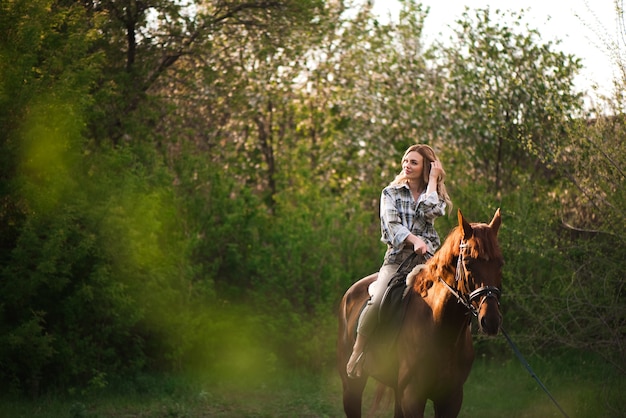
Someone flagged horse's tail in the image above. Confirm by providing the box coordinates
[339,288,357,342]
[369,382,392,415]
[338,292,351,340]
[336,292,354,374]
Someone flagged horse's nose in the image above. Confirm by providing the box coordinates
[479,309,502,336]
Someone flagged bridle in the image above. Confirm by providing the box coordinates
[438,241,501,317]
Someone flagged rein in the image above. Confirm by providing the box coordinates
[438,241,570,418]
[438,240,501,317]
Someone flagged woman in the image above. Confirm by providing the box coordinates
[346,144,452,378]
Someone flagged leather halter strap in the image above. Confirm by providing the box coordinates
[439,240,501,317]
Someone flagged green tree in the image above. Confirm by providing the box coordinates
[433,8,583,195]
[505,1,626,372]
[0,0,105,395]
[1,0,211,395]
[81,0,324,144]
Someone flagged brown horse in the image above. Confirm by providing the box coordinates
[337,209,503,418]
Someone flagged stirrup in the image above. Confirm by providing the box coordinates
[346,351,365,379]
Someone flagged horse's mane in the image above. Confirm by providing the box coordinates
[412,222,502,296]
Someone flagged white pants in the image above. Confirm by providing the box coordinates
[357,248,416,336]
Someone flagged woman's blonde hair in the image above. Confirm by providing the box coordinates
[390,144,453,213]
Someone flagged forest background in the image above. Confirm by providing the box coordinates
[0,0,624,415]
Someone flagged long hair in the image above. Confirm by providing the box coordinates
[390,144,453,213]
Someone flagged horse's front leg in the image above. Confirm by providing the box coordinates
[399,384,426,418]
[432,387,463,418]
[341,375,368,418]
[393,390,403,418]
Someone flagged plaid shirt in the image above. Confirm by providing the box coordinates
[380,183,446,258]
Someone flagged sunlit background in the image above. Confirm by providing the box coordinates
[372,0,617,98]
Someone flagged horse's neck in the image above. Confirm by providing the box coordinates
[427,274,470,326]
[418,281,470,352]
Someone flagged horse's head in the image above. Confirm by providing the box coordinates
[456,209,503,336]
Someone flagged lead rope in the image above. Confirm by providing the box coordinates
[500,327,570,418]
[441,287,570,417]
[446,242,569,417]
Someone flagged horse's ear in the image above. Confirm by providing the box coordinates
[489,208,502,235]
[458,209,473,240]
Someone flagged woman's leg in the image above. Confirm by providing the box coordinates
[346,263,399,378]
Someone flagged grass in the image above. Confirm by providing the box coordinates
[0,350,623,417]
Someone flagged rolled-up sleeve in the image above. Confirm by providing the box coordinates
[380,188,410,249]
[417,191,446,222]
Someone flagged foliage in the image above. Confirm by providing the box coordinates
[431,7,583,196]
[0,351,623,417]
[0,0,624,401]
[507,112,626,372]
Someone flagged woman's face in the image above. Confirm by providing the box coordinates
[402,151,425,181]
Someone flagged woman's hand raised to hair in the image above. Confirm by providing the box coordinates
[429,160,445,183]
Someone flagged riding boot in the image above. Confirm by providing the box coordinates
[346,332,368,378]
